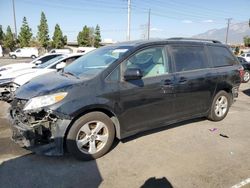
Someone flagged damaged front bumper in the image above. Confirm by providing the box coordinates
[9,99,71,156]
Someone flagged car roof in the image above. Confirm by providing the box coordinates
[110,38,224,48]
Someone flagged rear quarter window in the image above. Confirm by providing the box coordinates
[208,46,237,67]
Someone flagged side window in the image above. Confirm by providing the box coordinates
[106,66,120,82]
[39,55,56,63]
[170,45,208,72]
[247,54,250,57]
[65,56,80,65]
[122,47,168,79]
[16,49,21,53]
[208,46,236,67]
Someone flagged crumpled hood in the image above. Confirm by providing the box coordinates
[14,69,56,86]
[0,63,35,77]
[15,71,82,99]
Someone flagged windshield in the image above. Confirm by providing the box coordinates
[36,55,65,68]
[63,46,131,78]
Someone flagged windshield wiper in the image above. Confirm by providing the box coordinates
[62,71,79,79]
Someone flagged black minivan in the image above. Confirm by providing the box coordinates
[9,38,242,160]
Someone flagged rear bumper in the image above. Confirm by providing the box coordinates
[9,107,71,156]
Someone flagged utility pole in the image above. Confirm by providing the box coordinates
[12,0,17,39]
[147,9,151,40]
[127,0,131,41]
[225,18,232,44]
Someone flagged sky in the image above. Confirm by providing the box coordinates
[0,0,249,42]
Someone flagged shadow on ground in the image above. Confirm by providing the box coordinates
[242,88,250,96]
[140,177,173,188]
[0,154,102,188]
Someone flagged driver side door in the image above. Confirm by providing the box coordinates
[117,46,176,133]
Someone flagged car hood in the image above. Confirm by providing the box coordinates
[14,69,55,86]
[15,71,83,99]
[0,67,38,79]
[0,63,34,76]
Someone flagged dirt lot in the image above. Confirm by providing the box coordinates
[0,58,249,188]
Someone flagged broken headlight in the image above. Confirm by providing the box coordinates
[23,92,67,111]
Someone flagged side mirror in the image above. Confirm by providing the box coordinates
[124,68,143,81]
[56,62,66,70]
[35,60,42,65]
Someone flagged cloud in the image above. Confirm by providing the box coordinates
[182,20,193,24]
[202,19,214,23]
[150,27,163,31]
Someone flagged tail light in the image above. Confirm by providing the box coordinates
[238,66,244,80]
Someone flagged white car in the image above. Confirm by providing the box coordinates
[0,53,62,77]
[241,53,250,62]
[9,48,39,59]
[0,45,3,57]
[0,53,83,102]
[49,49,72,54]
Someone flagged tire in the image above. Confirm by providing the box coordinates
[208,91,230,121]
[11,55,17,59]
[243,70,250,83]
[66,112,115,161]
[31,55,36,59]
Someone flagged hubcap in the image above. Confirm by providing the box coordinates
[76,121,109,154]
[214,96,228,117]
[244,72,250,82]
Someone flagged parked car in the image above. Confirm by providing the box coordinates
[0,53,63,77]
[49,49,72,54]
[9,38,242,161]
[0,53,83,101]
[9,48,39,59]
[237,56,250,82]
[77,47,96,53]
[240,52,250,62]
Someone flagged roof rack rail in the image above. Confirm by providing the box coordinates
[167,37,222,44]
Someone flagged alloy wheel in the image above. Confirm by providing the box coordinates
[76,121,109,154]
[214,96,228,118]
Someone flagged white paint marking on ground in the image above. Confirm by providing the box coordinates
[231,178,250,188]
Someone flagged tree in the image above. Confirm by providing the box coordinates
[3,26,15,50]
[52,24,67,48]
[77,25,91,46]
[94,24,101,48]
[18,17,32,47]
[243,36,250,47]
[37,11,50,48]
[0,25,5,44]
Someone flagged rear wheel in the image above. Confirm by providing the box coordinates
[208,91,230,121]
[31,55,36,59]
[243,70,250,83]
[66,112,115,161]
[11,55,16,59]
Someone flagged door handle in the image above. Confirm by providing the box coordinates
[179,77,187,83]
[161,79,173,86]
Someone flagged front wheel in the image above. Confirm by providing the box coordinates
[208,91,230,121]
[243,70,250,83]
[66,112,115,161]
[31,55,36,59]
